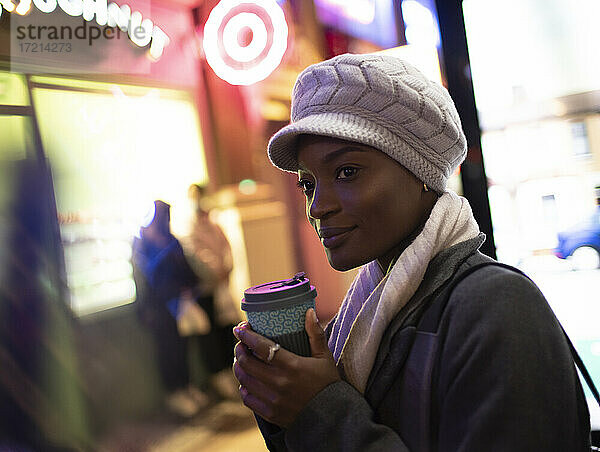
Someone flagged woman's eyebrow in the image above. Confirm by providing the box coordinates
[297,145,369,170]
[321,146,369,164]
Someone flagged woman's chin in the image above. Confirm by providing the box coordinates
[326,251,364,272]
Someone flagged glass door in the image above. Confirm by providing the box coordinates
[463,0,600,427]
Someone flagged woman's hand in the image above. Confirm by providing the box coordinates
[232,309,340,428]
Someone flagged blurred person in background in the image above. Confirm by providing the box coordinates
[1,161,90,450]
[182,184,241,400]
[132,200,208,417]
[232,54,591,451]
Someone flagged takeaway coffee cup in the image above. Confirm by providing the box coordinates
[241,272,317,357]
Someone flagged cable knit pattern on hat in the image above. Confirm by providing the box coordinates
[267,53,468,193]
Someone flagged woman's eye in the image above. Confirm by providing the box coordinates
[336,167,358,179]
[296,179,314,194]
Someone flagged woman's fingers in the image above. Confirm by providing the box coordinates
[234,323,269,359]
[305,308,330,359]
[238,386,276,423]
[234,342,288,420]
[234,340,293,387]
[232,321,248,340]
[231,320,341,428]
[234,353,278,401]
[234,323,292,366]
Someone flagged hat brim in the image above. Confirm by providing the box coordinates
[267,112,450,194]
[268,112,397,171]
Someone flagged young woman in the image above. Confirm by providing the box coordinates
[232,54,591,451]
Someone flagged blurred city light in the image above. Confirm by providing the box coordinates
[0,0,16,13]
[33,0,58,13]
[260,99,288,121]
[83,0,108,25]
[314,0,397,48]
[401,0,440,47]
[376,43,442,84]
[57,0,83,16]
[106,2,130,30]
[15,0,32,15]
[203,0,288,85]
[129,11,153,47]
[238,179,257,195]
[317,0,375,25]
[222,12,268,63]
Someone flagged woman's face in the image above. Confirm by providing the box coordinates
[296,135,436,271]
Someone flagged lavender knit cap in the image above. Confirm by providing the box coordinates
[267,53,467,193]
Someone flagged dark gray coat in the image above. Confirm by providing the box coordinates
[257,236,591,451]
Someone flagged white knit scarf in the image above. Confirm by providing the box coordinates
[328,191,480,393]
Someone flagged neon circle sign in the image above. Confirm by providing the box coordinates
[203,0,288,85]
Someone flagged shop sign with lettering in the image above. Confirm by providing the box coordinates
[1,0,170,60]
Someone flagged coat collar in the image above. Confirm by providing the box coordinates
[364,233,486,396]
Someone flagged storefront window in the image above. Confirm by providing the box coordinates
[463,0,600,423]
[30,77,208,316]
[0,72,33,161]
[0,115,32,161]
[0,71,29,106]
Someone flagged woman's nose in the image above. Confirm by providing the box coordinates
[308,185,339,220]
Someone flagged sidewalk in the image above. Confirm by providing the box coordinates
[98,400,268,452]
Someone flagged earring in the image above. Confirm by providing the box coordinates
[423,183,429,192]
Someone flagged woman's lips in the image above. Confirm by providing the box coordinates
[319,227,356,249]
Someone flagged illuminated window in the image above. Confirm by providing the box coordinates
[31,77,208,316]
[0,72,33,161]
[0,71,30,106]
[571,121,591,158]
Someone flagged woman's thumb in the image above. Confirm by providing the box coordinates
[305,308,329,358]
